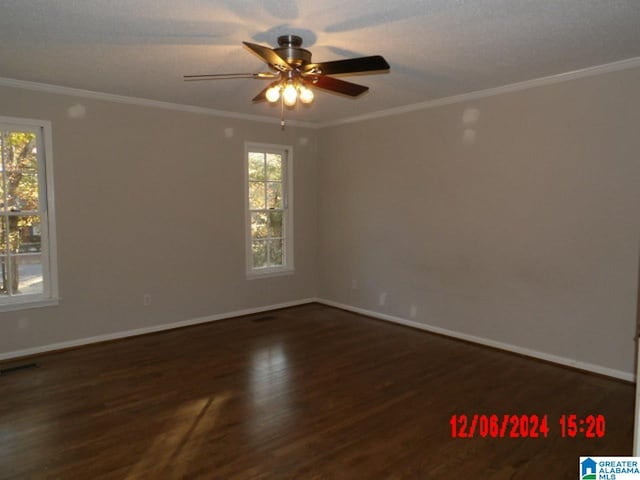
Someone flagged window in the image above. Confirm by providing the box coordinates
[245,143,293,277]
[0,117,58,310]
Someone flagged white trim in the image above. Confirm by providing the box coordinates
[0,298,317,362]
[316,298,635,382]
[41,120,59,300]
[318,56,640,128]
[246,268,295,280]
[0,116,59,307]
[1,296,633,383]
[0,297,58,313]
[244,142,294,278]
[0,77,317,129]
[2,57,640,130]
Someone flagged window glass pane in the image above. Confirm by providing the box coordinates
[268,211,283,238]
[269,239,283,266]
[14,254,43,296]
[0,133,5,212]
[8,215,41,253]
[0,173,5,212]
[0,216,6,253]
[6,172,39,212]
[1,255,17,295]
[0,215,42,296]
[251,212,268,239]
[0,132,8,173]
[0,123,54,303]
[266,154,282,181]
[252,240,267,268]
[248,152,265,181]
[0,256,7,295]
[266,182,282,209]
[3,132,37,173]
[246,146,290,275]
[249,182,266,209]
[1,131,39,213]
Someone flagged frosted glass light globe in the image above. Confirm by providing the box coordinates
[299,86,314,104]
[283,83,297,106]
[265,86,280,103]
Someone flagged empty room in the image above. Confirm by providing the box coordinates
[1,1,639,478]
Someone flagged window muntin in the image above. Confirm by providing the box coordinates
[0,118,57,309]
[245,144,293,276]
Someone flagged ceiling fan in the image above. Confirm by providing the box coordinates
[184,35,390,110]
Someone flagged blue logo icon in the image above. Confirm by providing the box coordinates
[581,457,596,479]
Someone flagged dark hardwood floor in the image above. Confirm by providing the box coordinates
[0,304,634,479]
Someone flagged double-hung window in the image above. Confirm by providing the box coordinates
[245,143,293,277]
[0,117,58,310]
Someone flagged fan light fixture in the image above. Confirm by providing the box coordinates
[265,81,315,106]
[184,34,389,129]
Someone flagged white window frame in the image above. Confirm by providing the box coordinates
[0,116,59,311]
[244,142,294,278]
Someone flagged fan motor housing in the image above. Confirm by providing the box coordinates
[275,35,311,67]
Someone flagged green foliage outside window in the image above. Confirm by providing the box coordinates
[0,130,42,295]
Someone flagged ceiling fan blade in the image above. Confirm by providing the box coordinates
[184,72,278,81]
[252,81,280,102]
[303,55,389,75]
[306,76,369,97]
[242,41,292,72]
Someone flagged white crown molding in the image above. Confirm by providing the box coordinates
[316,298,635,382]
[0,77,317,129]
[319,56,640,128]
[2,56,639,130]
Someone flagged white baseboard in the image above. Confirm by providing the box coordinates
[0,298,318,362]
[316,298,635,382]
[3,297,633,382]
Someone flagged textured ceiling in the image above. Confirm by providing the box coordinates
[1,0,640,124]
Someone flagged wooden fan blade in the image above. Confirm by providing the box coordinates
[252,81,280,102]
[303,55,389,75]
[306,76,369,97]
[243,42,292,72]
[184,72,277,81]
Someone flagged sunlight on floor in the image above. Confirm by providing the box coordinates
[246,342,294,443]
[125,393,230,479]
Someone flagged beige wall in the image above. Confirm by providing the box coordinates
[0,86,318,355]
[2,66,639,376]
[318,67,640,374]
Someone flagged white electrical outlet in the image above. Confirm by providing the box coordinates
[351,279,358,290]
[143,294,152,306]
[410,305,417,318]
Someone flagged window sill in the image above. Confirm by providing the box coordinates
[0,297,59,313]
[247,267,295,280]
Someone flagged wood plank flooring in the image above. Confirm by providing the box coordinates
[0,304,634,479]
